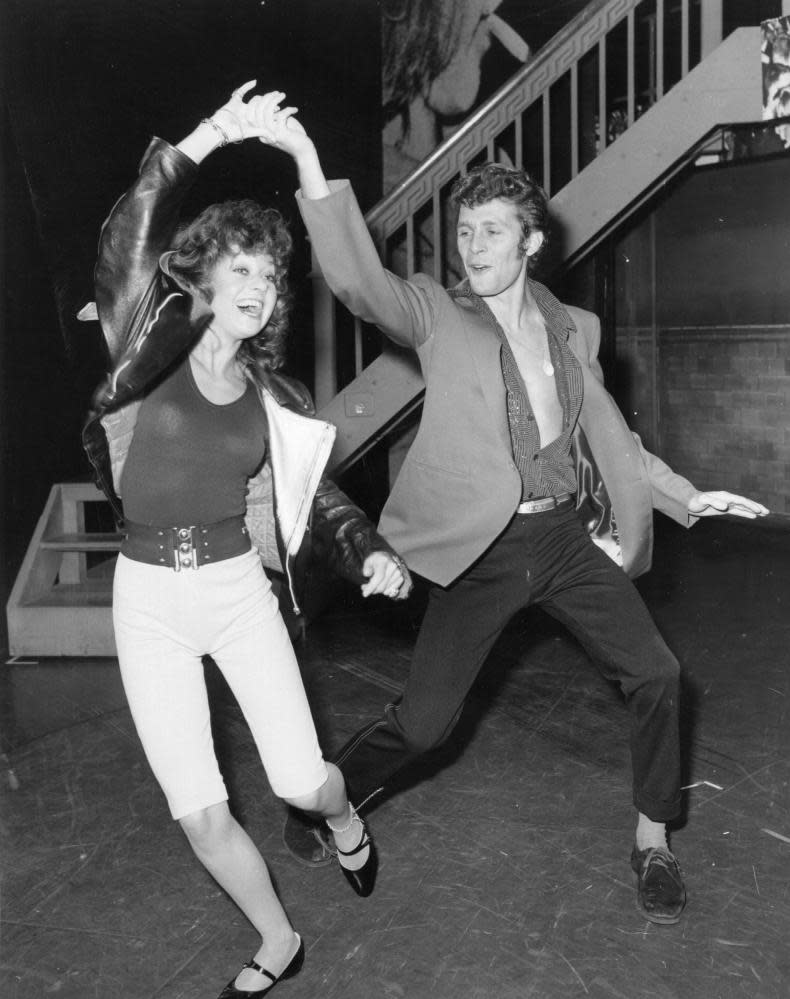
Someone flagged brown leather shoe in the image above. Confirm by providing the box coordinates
[282,807,336,867]
[630,845,687,924]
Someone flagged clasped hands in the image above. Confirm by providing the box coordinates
[360,552,413,601]
[209,80,308,151]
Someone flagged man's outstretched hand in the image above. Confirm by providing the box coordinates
[688,491,770,519]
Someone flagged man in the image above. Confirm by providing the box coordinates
[256,93,768,924]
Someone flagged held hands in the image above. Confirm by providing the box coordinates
[206,81,291,144]
[687,491,770,519]
[207,81,313,156]
[197,81,328,197]
[360,553,413,601]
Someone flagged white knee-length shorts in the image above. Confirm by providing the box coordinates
[113,549,328,820]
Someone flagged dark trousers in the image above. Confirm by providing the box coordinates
[335,504,681,822]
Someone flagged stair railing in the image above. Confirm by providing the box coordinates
[311,0,722,409]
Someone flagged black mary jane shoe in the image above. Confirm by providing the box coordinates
[335,817,378,898]
[217,935,304,999]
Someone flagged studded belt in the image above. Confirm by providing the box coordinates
[516,493,574,515]
[121,515,251,571]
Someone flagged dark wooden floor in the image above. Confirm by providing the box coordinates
[2,515,789,999]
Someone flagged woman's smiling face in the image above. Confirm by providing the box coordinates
[208,249,279,340]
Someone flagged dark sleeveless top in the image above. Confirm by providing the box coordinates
[121,358,268,525]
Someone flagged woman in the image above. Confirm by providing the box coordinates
[82,82,411,998]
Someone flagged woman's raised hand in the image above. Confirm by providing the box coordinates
[180,83,314,168]
[208,81,291,144]
[200,82,327,196]
[209,82,314,157]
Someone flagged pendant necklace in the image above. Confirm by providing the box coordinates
[539,339,554,377]
[521,331,554,377]
[502,316,554,376]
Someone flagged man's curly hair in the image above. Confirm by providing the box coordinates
[163,199,293,371]
[451,164,549,264]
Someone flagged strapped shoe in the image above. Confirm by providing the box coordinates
[630,845,687,924]
[335,816,378,898]
[217,935,305,998]
[282,807,336,867]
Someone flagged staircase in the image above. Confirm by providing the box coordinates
[5,484,297,658]
[6,0,767,656]
[6,483,120,656]
[311,1,763,474]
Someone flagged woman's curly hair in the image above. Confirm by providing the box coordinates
[450,164,549,266]
[162,199,293,371]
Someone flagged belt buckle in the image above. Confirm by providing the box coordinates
[173,526,198,572]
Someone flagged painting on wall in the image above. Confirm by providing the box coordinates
[761,15,790,149]
[380,0,531,191]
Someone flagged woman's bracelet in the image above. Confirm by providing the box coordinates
[201,116,233,147]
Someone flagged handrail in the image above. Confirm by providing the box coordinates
[367,0,645,236]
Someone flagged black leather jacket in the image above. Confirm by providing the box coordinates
[82,137,408,612]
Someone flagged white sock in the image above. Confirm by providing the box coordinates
[635,813,668,852]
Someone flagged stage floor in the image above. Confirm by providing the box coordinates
[2,515,789,999]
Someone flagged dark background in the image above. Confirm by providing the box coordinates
[0,0,382,638]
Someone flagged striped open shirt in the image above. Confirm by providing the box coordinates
[463,279,584,501]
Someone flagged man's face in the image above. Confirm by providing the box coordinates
[456,198,539,298]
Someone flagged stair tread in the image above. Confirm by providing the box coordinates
[18,580,114,607]
[41,533,123,551]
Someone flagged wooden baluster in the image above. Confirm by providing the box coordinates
[542,91,551,195]
[627,8,636,128]
[681,0,689,78]
[598,35,607,154]
[514,112,523,171]
[311,246,337,409]
[656,0,665,100]
[701,0,722,59]
[432,189,442,284]
[570,61,579,179]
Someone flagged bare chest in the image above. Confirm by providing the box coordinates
[503,327,564,445]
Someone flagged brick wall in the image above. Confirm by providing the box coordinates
[610,156,790,516]
[616,326,790,513]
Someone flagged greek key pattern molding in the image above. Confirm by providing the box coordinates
[369,0,643,238]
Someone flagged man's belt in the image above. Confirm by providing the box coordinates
[516,493,574,515]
